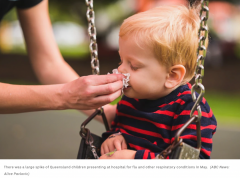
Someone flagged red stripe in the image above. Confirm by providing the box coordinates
[118,128,132,135]
[174,110,213,119]
[177,91,191,97]
[171,124,217,131]
[171,124,192,131]
[159,103,167,108]
[154,110,175,117]
[105,130,113,133]
[201,124,216,130]
[159,99,185,108]
[175,99,185,105]
[116,110,171,130]
[173,110,190,119]
[150,152,156,159]
[119,100,136,110]
[201,148,211,156]
[134,99,139,102]
[185,135,212,144]
[143,150,150,159]
[117,123,171,144]
[118,128,127,134]
[111,121,117,126]
[202,109,213,118]
[202,97,206,104]
[171,135,212,144]
[187,83,192,89]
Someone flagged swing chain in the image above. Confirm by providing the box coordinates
[89,141,99,159]
[80,127,99,159]
[86,0,100,75]
[156,139,183,159]
[190,0,209,119]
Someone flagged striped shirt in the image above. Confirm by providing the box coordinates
[102,83,217,159]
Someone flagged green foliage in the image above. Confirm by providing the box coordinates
[48,0,120,24]
[5,44,89,58]
[58,44,89,58]
[1,8,17,21]
[205,91,240,125]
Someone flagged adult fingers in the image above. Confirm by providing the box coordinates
[91,89,122,107]
[92,80,123,96]
[88,74,124,86]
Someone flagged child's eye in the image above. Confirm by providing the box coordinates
[130,65,138,71]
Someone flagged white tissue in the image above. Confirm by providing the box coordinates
[110,69,130,95]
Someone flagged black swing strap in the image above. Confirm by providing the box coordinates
[78,108,109,159]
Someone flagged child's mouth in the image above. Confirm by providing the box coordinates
[124,86,131,90]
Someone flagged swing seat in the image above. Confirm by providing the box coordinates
[77,108,109,159]
[170,142,200,159]
[77,133,102,159]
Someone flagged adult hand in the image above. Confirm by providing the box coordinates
[101,133,127,155]
[60,74,123,110]
[99,150,136,159]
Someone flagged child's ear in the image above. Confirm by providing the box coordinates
[165,65,186,89]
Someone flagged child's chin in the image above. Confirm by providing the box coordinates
[122,92,131,98]
[123,92,137,99]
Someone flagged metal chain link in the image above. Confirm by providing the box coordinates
[90,143,99,159]
[85,0,100,75]
[190,0,209,119]
[88,134,99,159]
[82,0,101,159]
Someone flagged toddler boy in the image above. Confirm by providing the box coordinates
[100,5,217,159]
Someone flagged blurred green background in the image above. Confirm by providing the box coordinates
[0,0,240,159]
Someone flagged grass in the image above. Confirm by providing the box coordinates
[204,91,240,126]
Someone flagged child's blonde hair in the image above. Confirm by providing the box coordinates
[119,5,207,83]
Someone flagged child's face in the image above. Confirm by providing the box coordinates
[118,36,169,100]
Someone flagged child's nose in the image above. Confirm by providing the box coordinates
[117,63,126,74]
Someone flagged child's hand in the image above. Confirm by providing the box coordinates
[101,132,127,155]
[99,149,136,159]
